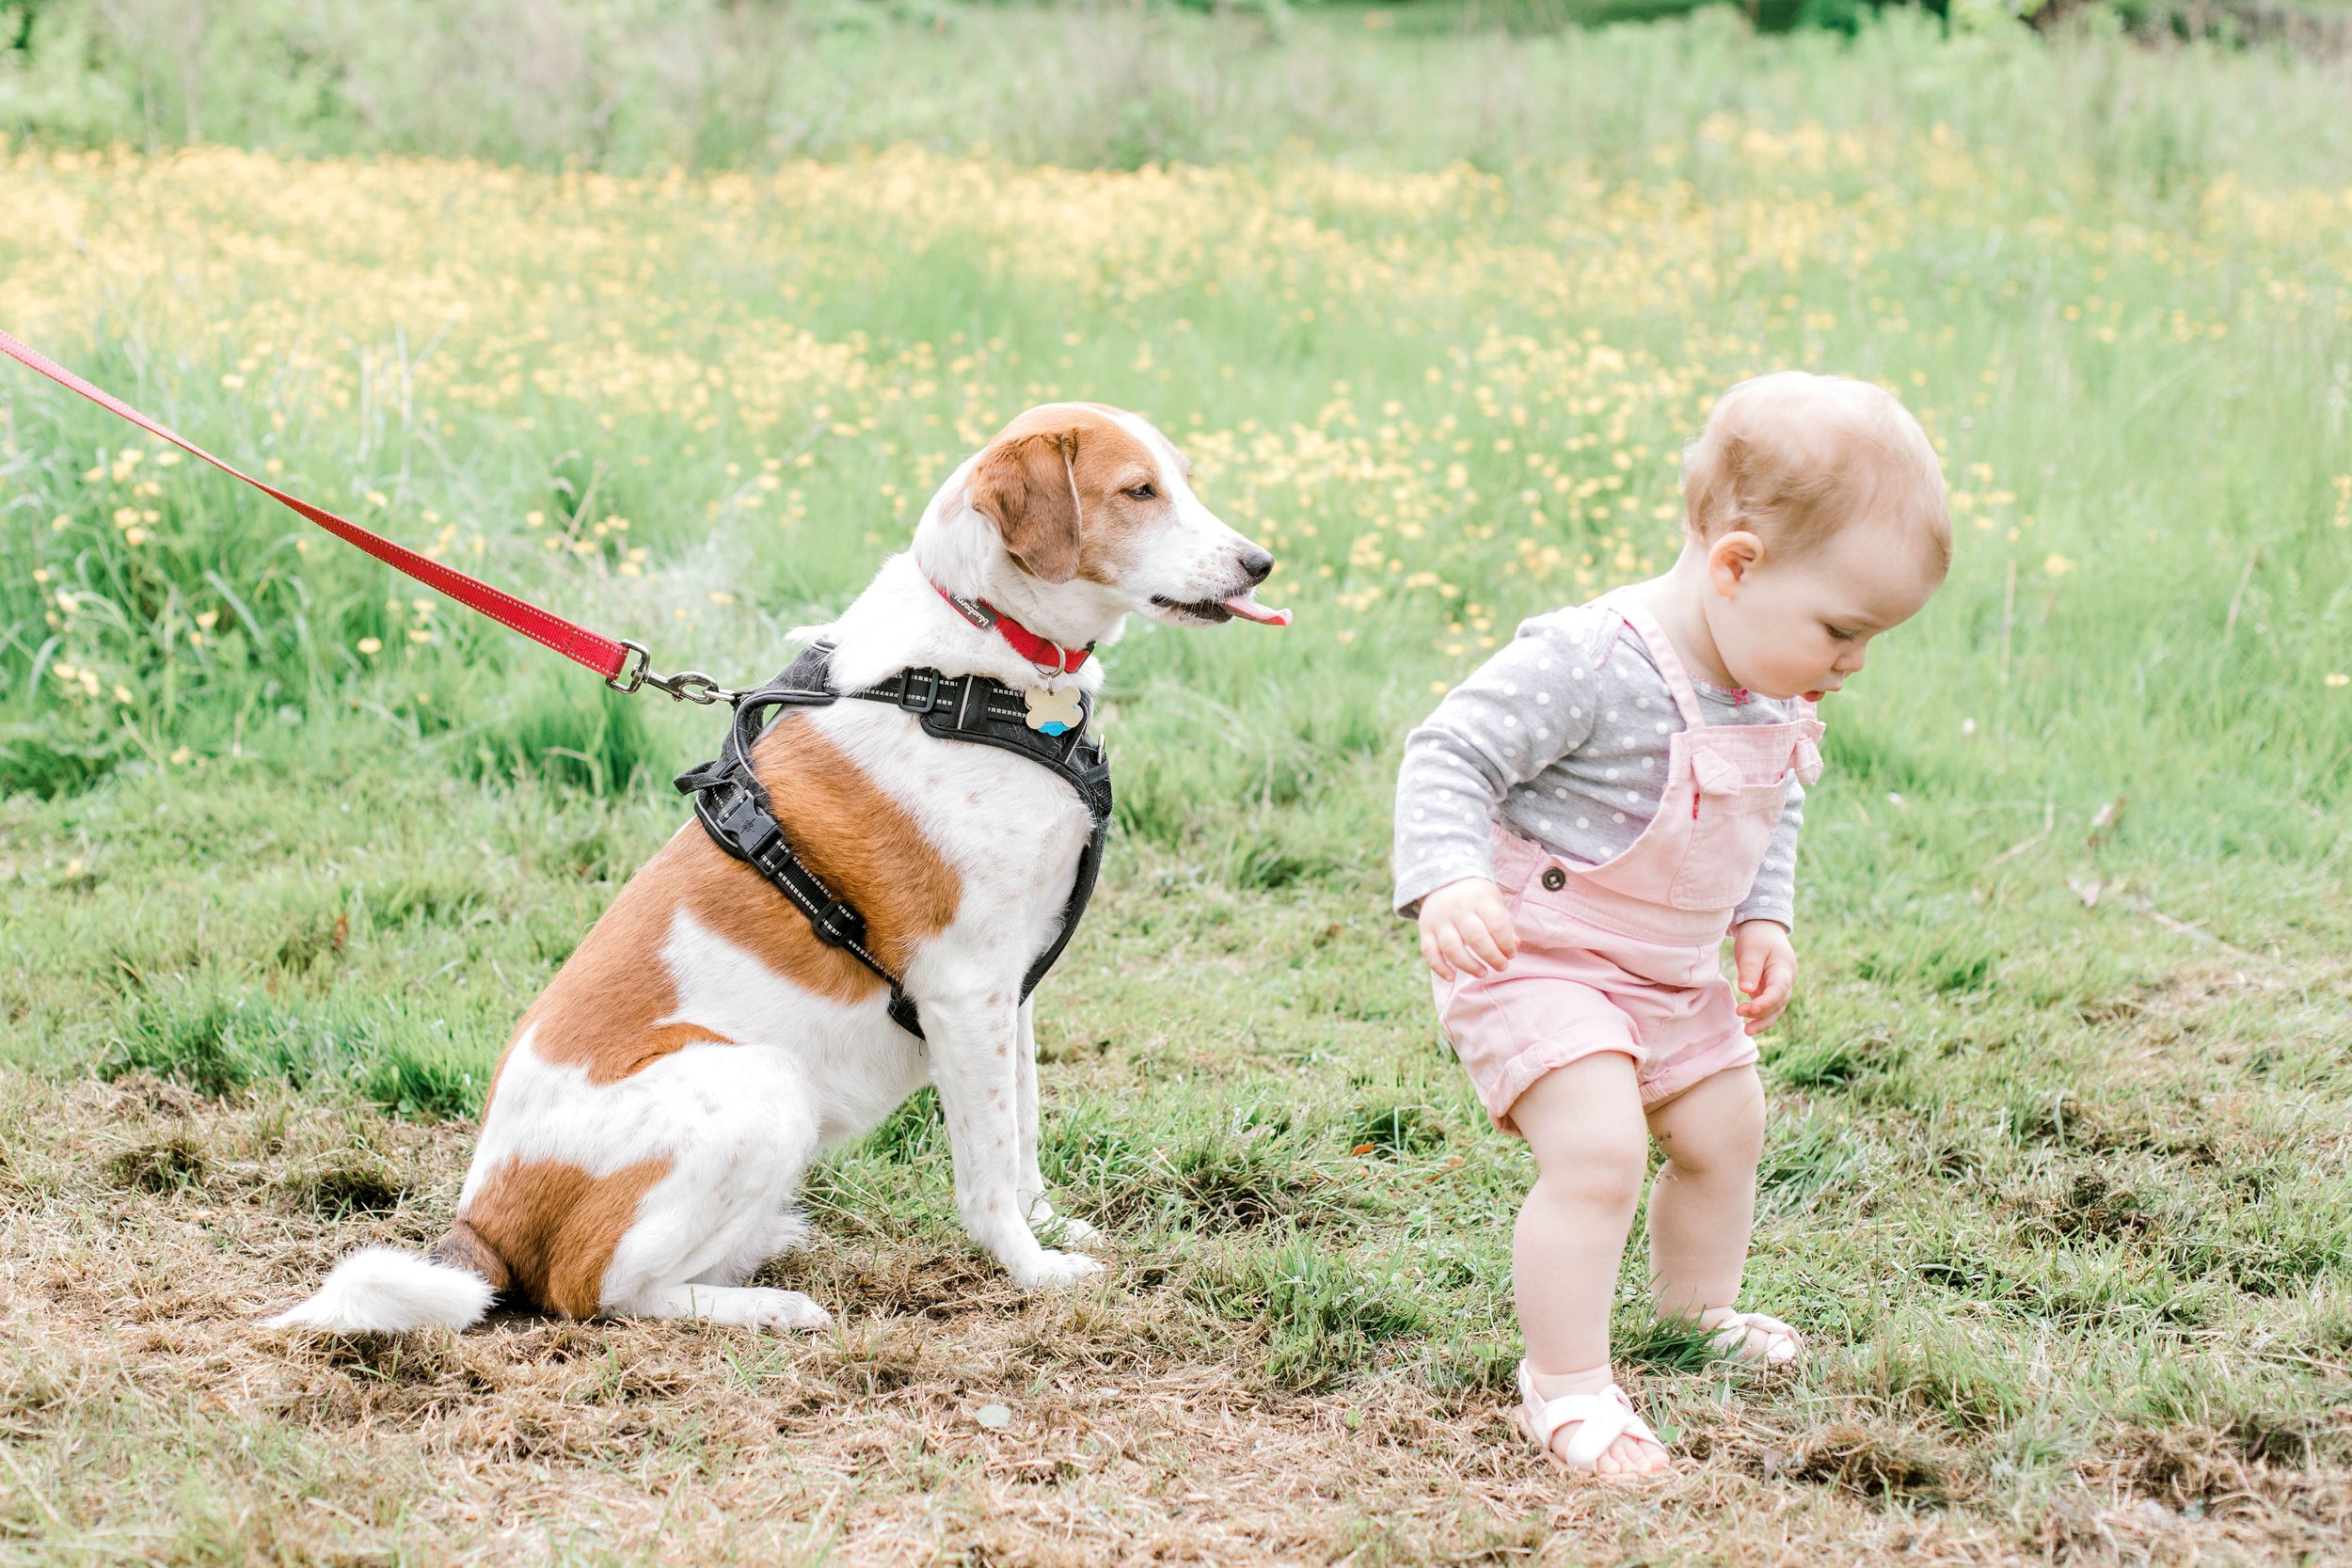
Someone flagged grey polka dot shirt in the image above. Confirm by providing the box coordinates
[1392,602,1807,929]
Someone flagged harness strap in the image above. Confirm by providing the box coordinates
[850,667,1114,819]
[674,641,1112,1041]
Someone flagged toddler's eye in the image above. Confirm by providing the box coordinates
[1824,624,1857,642]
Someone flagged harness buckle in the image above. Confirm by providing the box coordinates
[713,786,777,858]
[898,669,942,712]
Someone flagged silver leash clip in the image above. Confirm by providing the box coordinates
[606,639,740,705]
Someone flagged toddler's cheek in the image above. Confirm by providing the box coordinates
[1746,615,1831,687]
[1756,659,1824,704]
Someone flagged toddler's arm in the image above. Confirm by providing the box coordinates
[1393,614,1602,974]
[1728,745,1808,1031]
[1732,775,1805,932]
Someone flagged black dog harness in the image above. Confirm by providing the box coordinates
[673,641,1113,1041]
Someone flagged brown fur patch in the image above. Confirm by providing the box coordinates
[512,852,740,1086]
[456,1155,674,1318]
[458,714,961,1318]
[703,713,964,975]
[967,404,1167,587]
[504,717,960,1091]
[428,1218,514,1295]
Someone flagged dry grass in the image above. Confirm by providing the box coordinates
[3,1060,2344,1566]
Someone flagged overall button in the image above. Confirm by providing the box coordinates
[1540,866,1566,891]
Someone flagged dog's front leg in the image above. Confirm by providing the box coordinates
[1014,999,1102,1248]
[925,991,1103,1289]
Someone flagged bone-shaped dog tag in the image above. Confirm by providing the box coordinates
[1024,685,1085,736]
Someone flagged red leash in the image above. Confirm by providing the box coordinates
[0,328,720,701]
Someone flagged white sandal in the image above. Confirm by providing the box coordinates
[1514,1362,1665,1475]
[1702,1309,1803,1366]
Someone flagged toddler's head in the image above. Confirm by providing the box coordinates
[1677,371,1949,703]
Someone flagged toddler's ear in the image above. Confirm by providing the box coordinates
[1708,530,1766,595]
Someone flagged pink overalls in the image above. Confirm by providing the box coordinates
[1435,596,1825,1134]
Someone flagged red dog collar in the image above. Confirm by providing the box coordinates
[931,581,1091,674]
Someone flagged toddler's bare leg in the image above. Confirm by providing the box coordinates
[1645,1065,1769,1337]
[1510,1053,1670,1476]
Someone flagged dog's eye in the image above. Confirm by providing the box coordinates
[1124,483,1155,501]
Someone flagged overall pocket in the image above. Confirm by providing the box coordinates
[1665,750,1793,911]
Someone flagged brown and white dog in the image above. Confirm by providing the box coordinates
[268,404,1285,1334]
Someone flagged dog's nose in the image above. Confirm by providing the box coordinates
[1238,548,1274,585]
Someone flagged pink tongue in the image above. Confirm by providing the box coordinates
[1221,595,1292,626]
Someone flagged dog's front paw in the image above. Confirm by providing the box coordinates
[1009,1249,1104,1290]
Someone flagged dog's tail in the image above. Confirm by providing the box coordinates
[265,1224,507,1333]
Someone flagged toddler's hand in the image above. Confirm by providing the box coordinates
[1732,920,1797,1035]
[1418,878,1519,982]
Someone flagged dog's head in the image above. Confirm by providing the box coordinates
[945,403,1286,632]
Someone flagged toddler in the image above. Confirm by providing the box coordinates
[1392,372,1950,1477]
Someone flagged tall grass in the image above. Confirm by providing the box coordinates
[11,8,2342,903]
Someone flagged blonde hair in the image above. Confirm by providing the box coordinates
[1680,372,1951,574]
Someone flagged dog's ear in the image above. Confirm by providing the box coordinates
[966,429,1083,584]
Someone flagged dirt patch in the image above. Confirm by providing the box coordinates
[1788,1420,1969,1506]
[104,1131,210,1194]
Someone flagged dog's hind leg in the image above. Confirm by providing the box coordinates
[612,1282,833,1331]
[758,1207,815,1259]
[685,1207,814,1288]
[603,1189,832,1330]
[1013,999,1101,1248]
[594,1053,833,1330]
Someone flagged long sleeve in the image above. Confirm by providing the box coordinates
[1391,614,1602,916]
[1733,775,1804,930]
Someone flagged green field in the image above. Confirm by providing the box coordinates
[1,6,2348,1563]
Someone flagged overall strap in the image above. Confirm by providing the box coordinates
[1596,594,1708,730]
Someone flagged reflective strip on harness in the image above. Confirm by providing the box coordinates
[675,641,1112,1041]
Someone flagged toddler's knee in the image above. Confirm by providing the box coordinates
[1665,1071,1767,1174]
[1534,1130,1648,1213]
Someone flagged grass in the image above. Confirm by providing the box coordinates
[0,4,2348,1563]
